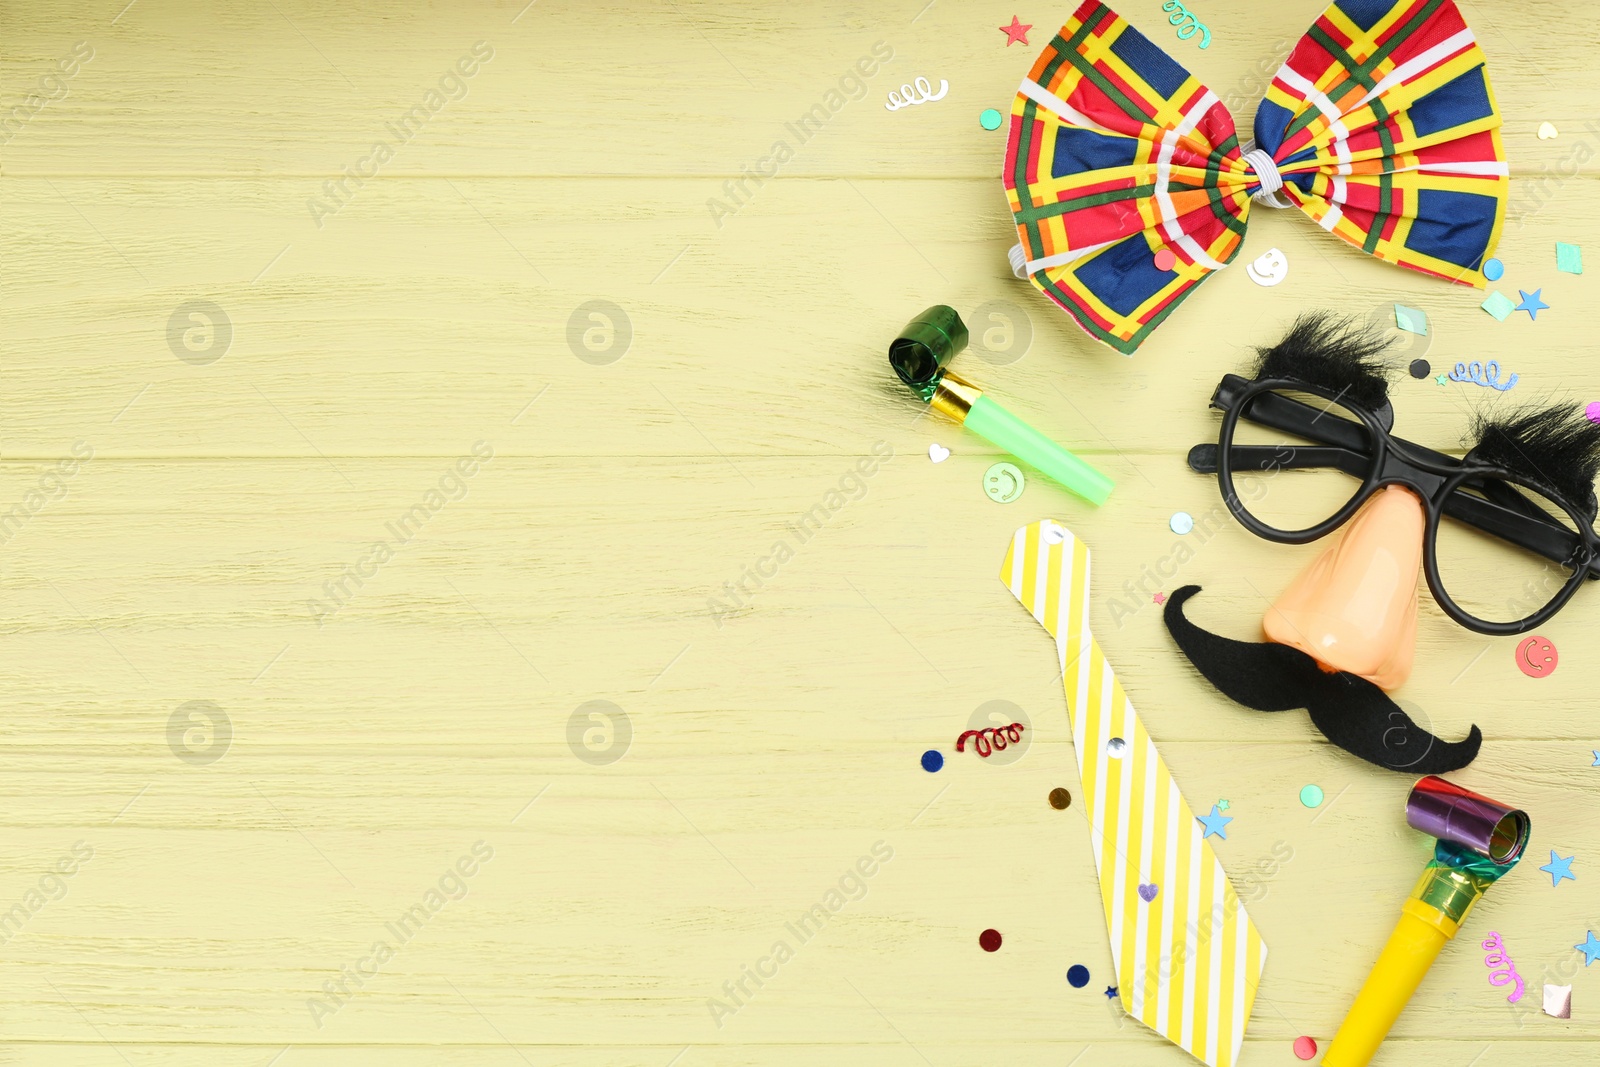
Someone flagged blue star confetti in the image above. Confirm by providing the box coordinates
[1515,289,1549,320]
[1541,850,1577,886]
[1591,750,1599,767]
[1104,985,1119,999]
[1197,804,1232,840]
[1577,931,1600,966]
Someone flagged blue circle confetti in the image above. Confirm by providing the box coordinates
[1484,257,1504,281]
[979,108,1003,131]
[1067,964,1090,988]
[921,749,944,772]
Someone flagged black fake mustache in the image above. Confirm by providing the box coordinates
[1163,586,1481,774]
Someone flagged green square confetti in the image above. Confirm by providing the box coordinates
[1557,241,1584,275]
[1481,290,1515,321]
[1393,304,1427,335]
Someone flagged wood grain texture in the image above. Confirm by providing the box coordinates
[0,1,1596,1064]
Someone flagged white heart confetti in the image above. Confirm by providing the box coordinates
[928,443,950,463]
[1538,122,1559,140]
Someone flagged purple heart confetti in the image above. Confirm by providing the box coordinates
[1138,883,1159,903]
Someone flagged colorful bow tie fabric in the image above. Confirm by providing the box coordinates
[1002,0,1508,354]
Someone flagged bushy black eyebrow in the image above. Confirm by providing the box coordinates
[1470,406,1600,513]
[1251,312,1395,411]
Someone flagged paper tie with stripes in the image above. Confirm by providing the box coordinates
[1003,0,1507,353]
[1001,520,1265,1067]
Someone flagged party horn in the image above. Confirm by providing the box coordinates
[1323,776,1530,1067]
[889,306,1114,506]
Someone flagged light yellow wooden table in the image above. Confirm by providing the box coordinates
[1,1,1596,1064]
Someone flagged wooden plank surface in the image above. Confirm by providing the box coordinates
[1,1,1597,1064]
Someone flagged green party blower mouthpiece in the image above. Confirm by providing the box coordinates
[889,305,1114,507]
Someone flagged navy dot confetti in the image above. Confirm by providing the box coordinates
[920,749,943,772]
[1067,965,1090,988]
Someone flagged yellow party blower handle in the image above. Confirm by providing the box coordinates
[1323,864,1490,1067]
[1322,903,1454,1066]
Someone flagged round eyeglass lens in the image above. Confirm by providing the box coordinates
[1433,474,1585,626]
[1225,388,1376,536]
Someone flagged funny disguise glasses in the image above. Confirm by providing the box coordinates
[1188,372,1600,636]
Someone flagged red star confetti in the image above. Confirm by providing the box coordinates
[1000,15,1032,45]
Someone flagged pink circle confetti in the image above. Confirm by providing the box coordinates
[1293,1036,1318,1060]
[1586,402,1600,425]
[1515,635,1558,678]
[1153,248,1177,272]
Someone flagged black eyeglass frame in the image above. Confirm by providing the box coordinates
[1189,372,1600,636]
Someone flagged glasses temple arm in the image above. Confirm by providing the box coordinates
[1213,377,1382,448]
[1439,490,1600,578]
[1189,443,1371,478]
[1218,381,1451,462]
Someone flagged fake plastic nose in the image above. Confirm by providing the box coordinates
[1263,485,1424,691]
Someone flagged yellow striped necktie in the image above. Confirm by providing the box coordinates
[1000,520,1265,1067]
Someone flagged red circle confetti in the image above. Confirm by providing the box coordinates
[1515,635,1558,678]
[979,928,1003,952]
[1293,1035,1318,1060]
[1153,248,1177,272]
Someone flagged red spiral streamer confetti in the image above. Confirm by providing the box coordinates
[956,722,1025,757]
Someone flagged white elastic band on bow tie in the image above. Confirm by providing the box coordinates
[1243,145,1293,208]
[1008,243,1029,279]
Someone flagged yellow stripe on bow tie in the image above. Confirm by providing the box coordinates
[1001,520,1265,1067]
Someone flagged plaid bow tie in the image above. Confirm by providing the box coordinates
[1003,0,1507,354]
